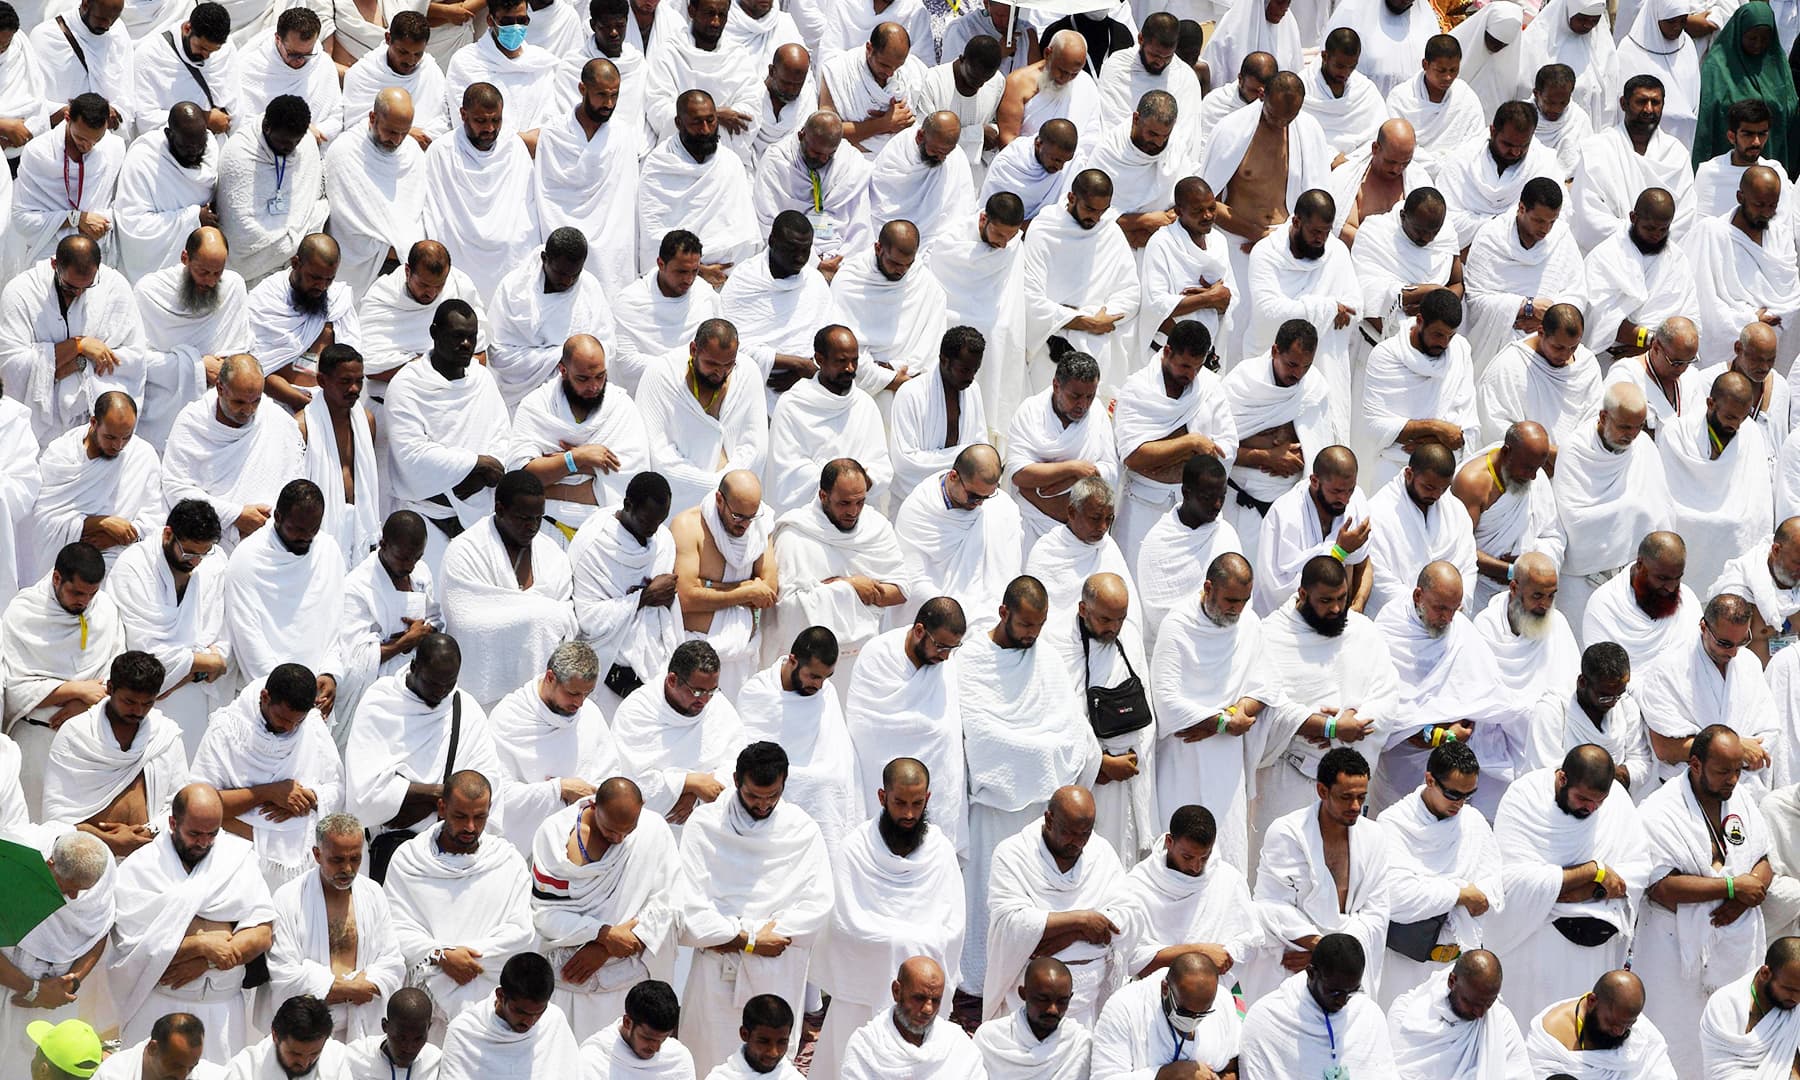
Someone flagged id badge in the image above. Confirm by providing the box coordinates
[1322,1066,1350,1080]
[266,191,290,216]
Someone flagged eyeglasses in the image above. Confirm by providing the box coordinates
[677,676,718,700]
[924,634,962,656]
[1439,784,1477,803]
[1707,624,1752,651]
[722,503,758,526]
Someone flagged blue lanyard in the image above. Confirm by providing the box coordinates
[1324,1008,1338,1061]
[1165,1010,1185,1065]
[273,152,288,192]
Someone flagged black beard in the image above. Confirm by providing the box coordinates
[878,808,929,855]
[290,281,329,316]
[562,378,604,413]
[1553,783,1594,819]
[681,131,720,160]
[1630,229,1668,255]
[1298,602,1348,638]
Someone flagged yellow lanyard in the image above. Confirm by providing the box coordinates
[1708,419,1727,456]
[808,168,823,213]
[1485,451,1505,495]
[78,614,88,650]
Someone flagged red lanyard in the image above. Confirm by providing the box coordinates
[61,150,84,210]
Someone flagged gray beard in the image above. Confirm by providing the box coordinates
[179,275,223,314]
[1508,595,1553,640]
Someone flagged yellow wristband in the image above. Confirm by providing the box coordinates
[744,936,756,955]
[1594,865,1607,884]
[1635,326,1650,349]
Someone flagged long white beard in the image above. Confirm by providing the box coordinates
[1509,597,1553,640]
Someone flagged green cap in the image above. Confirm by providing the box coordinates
[27,1019,103,1078]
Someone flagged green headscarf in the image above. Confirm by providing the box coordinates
[1696,1,1799,171]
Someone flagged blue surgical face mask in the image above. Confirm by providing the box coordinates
[495,22,528,49]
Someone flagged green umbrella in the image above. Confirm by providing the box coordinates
[0,836,66,947]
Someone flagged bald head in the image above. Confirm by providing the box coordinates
[803,109,840,141]
[1453,949,1503,992]
[373,86,414,123]
[1593,969,1646,1012]
[1743,164,1782,201]
[561,333,606,369]
[597,776,644,808]
[952,443,1002,485]
[1048,785,1096,827]
[1740,321,1780,366]
[1047,28,1088,64]
[1022,957,1072,997]
[1039,117,1078,152]
[297,232,340,268]
[897,956,944,992]
[1416,560,1463,598]
[580,56,619,86]
[719,469,762,507]
[1375,117,1415,155]
[924,110,959,139]
[882,756,930,790]
[168,100,207,133]
[1514,551,1557,588]
[1714,369,1758,409]
[218,353,265,392]
[773,42,809,78]
[1081,571,1130,609]
[1634,186,1675,221]
[463,80,502,111]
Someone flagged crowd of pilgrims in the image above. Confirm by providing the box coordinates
[15,0,1800,1074]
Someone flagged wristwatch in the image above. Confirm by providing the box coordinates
[23,979,40,1004]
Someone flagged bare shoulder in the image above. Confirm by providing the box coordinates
[669,506,704,545]
[1003,66,1040,100]
[1451,453,1496,510]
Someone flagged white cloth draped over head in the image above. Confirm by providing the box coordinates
[106,830,276,1035]
[1462,215,1590,370]
[439,518,577,707]
[981,819,1131,1020]
[1608,0,1701,144]
[1568,123,1698,255]
[113,130,220,285]
[1377,786,1507,955]
[1118,836,1263,975]
[958,635,1101,817]
[1327,0,1442,96]
[1135,219,1238,359]
[41,699,188,826]
[189,681,342,884]
[438,1000,582,1080]
[222,521,348,683]
[1388,966,1533,1080]
[342,677,507,832]
[811,816,967,1010]
[764,379,887,516]
[974,1006,1091,1080]
[839,1012,986,1079]
[1700,969,1800,1080]
[1658,410,1774,588]
[534,108,643,296]
[1550,420,1673,577]
[1242,229,1362,432]
[1203,0,1303,78]
[333,552,438,734]
[866,135,976,249]
[353,265,490,378]
[2,575,125,725]
[1239,972,1398,1077]
[843,627,968,855]
[1690,216,1800,368]
[567,508,684,684]
[827,251,949,394]
[505,378,650,531]
[1255,805,1392,989]
[636,351,769,514]
[766,499,905,668]
[160,394,304,549]
[733,663,862,856]
[1361,470,1479,616]
[1147,597,1273,869]
[300,394,381,563]
[1351,209,1460,347]
[608,683,743,820]
[1580,228,1700,355]
[26,427,164,582]
[0,260,147,448]
[1484,767,1650,954]
[421,124,540,302]
[382,358,513,530]
[265,873,405,1042]
[385,823,537,1026]
[1383,75,1487,173]
[528,796,680,993]
[1450,0,1530,117]
[1525,1000,1678,1079]
[888,365,991,505]
[486,264,618,412]
[1017,203,1142,387]
[608,273,721,393]
[635,137,760,275]
[715,255,841,363]
[1004,386,1120,542]
[893,478,1024,633]
[321,126,429,299]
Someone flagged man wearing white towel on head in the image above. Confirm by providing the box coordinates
[830,220,949,405]
[637,321,768,518]
[244,235,363,414]
[221,481,345,713]
[27,394,163,584]
[610,233,721,395]
[895,444,1023,635]
[114,104,219,286]
[974,957,1091,1079]
[1111,323,1236,565]
[1691,166,1800,369]
[529,777,680,1042]
[981,785,1131,1026]
[133,228,251,452]
[676,742,834,1075]
[734,628,861,860]
[1387,949,1532,1080]
[817,21,929,159]
[637,90,760,277]
[486,231,616,414]
[381,301,510,577]
[108,783,276,1063]
[1362,443,1477,617]
[763,326,891,516]
[1525,968,1678,1079]
[1090,951,1241,1078]
[296,345,380,564]
[1376,742,1506,1007]
[886,327,987,509]
[385,771,535,1042]
[1484,746,1649,1024]
[536,59,641,298]
[40,651,186,861]
[188,664,343,889]
[321,89,427,300]
[1632,723,1775,1075]
[956,576,1102,1006]
[1477,304,1605,448]
[810,755,965,1078]
[840,956,986,1079]
[1239,932,1397,1077]
[438,471,577,711]
[0,830,113,1065]
[438,952,582,1080]
[421,83,539,304]
[1462,177,1588,373]
[263,813,405,1043]
[1700,936,1800,1078]
[1006,352,1118,555]
[668,470,776,699]
[642,0,763,166]
[159,354,303,552]
[1018,169,1141,394]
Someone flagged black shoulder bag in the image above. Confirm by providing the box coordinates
[1082,628,1154,741]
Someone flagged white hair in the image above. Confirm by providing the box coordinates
[50,831,109,891]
